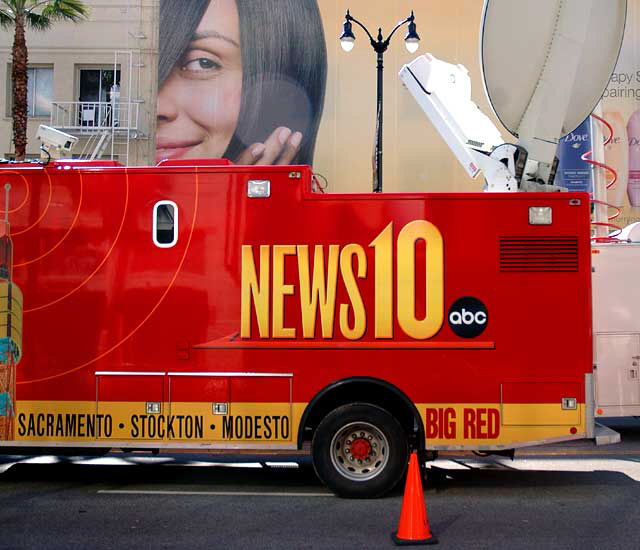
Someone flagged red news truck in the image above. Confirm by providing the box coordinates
[0,159,594,497]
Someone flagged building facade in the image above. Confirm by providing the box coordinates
[0,0,158,165]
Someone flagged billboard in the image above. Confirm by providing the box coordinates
[600,0,640,229]
[156,0,493,194]
[156,0,640,210]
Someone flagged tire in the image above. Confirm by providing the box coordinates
[311,403,409,498]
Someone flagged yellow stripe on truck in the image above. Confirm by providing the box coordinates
[14,401,586,449]
[15,401,307,443]
[421,403,586,448]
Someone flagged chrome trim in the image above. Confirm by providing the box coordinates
[213,403,228,415]
[167,372,292,378]
[146,402,162,414]
[95,371,165,376]
[585,373,595,439]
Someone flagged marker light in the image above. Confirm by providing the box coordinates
[529,206,553,225]
[248,180,271,198]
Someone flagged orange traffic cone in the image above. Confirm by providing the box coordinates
[391,452,437,546]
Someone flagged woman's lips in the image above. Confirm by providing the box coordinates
[155,140,202,163]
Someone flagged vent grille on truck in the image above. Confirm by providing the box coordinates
[499,237,579,272]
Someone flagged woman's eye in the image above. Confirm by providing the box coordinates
[180,57,221,75]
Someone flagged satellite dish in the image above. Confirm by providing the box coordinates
[481,0,626,143]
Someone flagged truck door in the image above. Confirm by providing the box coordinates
[96,372,165,441]
[168,372,293,444]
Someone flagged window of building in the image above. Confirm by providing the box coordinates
[6,66,54,117]
[77,67,121,127]
[78,68,120,103]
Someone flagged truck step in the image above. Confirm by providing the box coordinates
[594,422,621,445]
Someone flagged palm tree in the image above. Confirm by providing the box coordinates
[0,1,88,160]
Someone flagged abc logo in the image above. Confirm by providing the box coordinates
[448,297,488,339]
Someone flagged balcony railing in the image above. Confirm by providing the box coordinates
[50,101,140,133]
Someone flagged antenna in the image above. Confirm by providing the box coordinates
[4,184,10,225]
[0,184,12,281]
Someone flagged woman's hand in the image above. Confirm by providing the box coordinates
[235,126,303,165]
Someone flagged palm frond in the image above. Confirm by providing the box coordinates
[0,9,15,30]
[40,0,88,23]
[1,0,19,16]
[25,10,49,30]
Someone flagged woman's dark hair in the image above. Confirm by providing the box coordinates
[159,0,327,166]
[158,0,209,86]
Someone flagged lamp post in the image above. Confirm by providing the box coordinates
[340,10,420,193]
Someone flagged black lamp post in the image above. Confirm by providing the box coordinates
[340,10,420,193]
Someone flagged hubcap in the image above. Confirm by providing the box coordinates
[350,438,372,461]
[329,421,389,482]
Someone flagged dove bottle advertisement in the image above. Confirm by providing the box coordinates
[603,111,628,208]
[555,118,593,192]
[627,109,640,207]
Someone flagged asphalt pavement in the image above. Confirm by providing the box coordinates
[0,417,638,549]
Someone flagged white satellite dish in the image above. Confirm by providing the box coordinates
[481,0,626,159]
[400,0,627,190]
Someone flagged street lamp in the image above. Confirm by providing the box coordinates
[340,10,420,193]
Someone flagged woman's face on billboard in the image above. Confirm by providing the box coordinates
[156,0,242,163]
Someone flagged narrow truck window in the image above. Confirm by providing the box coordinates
[153,201,178,247]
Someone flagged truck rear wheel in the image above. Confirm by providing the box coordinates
[311,403,409,498]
